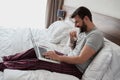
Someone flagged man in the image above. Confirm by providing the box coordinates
[0,6,104,79]
[44,6,104,73]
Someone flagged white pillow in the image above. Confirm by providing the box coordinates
[64,17,75,27]
[82,40,112,80]
[47,21,73,44]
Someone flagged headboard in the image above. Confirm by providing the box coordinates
[63,5,120,46]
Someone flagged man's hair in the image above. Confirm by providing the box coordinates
[71,6,92,22]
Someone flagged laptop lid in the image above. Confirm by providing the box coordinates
[29,28,42,58]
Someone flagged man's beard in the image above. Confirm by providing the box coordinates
[80,23,87,32]
[77,22,87,33]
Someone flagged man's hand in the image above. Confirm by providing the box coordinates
[69,31,77,49]
[69,31,77,40]
[43,51,60,61]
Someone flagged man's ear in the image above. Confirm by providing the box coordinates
[83,16,89,22]
[83,16,88,22]
[85,16,89,20]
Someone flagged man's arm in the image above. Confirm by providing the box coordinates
[44,45,96,64]
[59,45,96,64]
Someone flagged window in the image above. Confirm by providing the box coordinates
[0,0,47,29]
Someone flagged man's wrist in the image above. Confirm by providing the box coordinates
[70,37,77,43]
[57,56,62,61]
[70,37,77,49]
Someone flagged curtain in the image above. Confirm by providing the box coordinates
[45,0,64,28]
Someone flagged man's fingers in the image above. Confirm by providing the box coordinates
[70,31,77,36]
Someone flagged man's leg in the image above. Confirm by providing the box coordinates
[1,59,82,79]
[2,48,36,61]
[2,49,64,61]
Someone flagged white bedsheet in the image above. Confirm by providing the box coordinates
[0,26,70,57]
[3,69,79,80]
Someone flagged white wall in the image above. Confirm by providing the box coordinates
[0,0,47,28]
[64,0,120,19]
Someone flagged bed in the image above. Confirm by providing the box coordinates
[0,6,120,80]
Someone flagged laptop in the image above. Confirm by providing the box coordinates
[29,28,60,64]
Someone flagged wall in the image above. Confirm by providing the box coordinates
[0,0,47,28]
[64,0,120,19]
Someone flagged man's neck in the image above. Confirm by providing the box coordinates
[86,22,95,32]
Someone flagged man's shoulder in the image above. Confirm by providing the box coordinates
[87,29,103,38]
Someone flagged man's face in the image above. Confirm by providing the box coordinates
[73,15,87,32]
